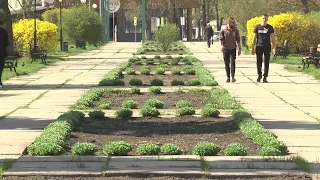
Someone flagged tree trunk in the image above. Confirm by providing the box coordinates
[215,0,221,31]
[0,0,14,56]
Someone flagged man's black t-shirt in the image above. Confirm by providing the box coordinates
[254,24,274,47]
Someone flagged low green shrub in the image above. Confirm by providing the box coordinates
[88,110,105,118]
[122,100,137,109]
[193,60,218,86]
[155,68,166,75]
[224,143,248,156]
[137,143,161,155]
[165,55,172,59]
[144,98,164,109]
[184,68,196,75]
[187,79,201,86]
[115,108,133,119]
[149,86,162,94]
[72,88,104,109]
[154,55,161,59]
[192,142,221,156]
[129,79,143,86]
[135,61,143,65]
[201,104,220,117]
[160,144,183,155]
[140,106,160,117]
[129,56,140,63]
[28,142,63,156]
[98,79,125,86]
[125,67,136,75]
[97,102,112,109]
[156,64,168,70]
[171,58,180,65]
[208,88,239,109]
[130,87,141,94]
[150,79,164,86]
[176,100,192,108]
[171,67,181,75]
[176,107,195,116]
[103,141,132,156]
[141,56,147,59]
[259,146,282,156]
[171,80,185,86]
[72,142,98,155]
[140,67,151,75]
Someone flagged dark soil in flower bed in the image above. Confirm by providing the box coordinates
[96,92,210,109]
[122,74,198,86]
[64,116,259,156]
[3,175,314,180]
[140,50,186,55]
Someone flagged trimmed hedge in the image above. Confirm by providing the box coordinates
[72,88,104,110]
[232,109,288,156]
[72,142,98,155]
[98,62,130,86]
[28,111,85,156]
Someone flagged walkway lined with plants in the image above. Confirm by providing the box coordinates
[0,42,138,157]
[185,42,320,163]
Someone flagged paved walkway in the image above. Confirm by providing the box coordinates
[0,43,139,158]
[185,42,320,162]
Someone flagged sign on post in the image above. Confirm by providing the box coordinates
[161,17,164,26]
[134,17,137,42]
[180,17,185,26]
[156,18,160,27]
[109,0,120,13]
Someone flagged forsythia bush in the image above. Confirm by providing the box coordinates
[13,19,58,56]
[246,12,320,52]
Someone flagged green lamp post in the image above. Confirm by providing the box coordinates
[141,0,146,42]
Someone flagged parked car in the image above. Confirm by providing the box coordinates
[212,31,220,41]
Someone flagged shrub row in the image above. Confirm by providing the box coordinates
[208,88,239,109]
[72,88,104,109]
[27,111,85,156]
[98,62,130,86]
[232,109,288,156]
[73,141,248,156]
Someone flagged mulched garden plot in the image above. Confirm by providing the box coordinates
[64,116,259,156]
[129,64,188,72]
[95,92,210,109]
[122,74,198,86]
[140,50,186,55]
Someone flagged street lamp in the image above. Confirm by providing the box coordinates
[33,0,37,47]
[80,0,91,10]
[92,3,97,9]
[59,0,63,51]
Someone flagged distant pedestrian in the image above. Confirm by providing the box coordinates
[0,19,9,89]
[251,14,276,83]
[204,22,213,48]
[219,17,241,83]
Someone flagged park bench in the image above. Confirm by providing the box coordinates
[29,44,47,64]
[301,44,320,70]
[4,56,18,73]
[273,40,289,60]
[75,40,86,49]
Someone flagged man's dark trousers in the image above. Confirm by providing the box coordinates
[223,49,236,79]
[206,36,211,48]
[0,57,5,85]
[256,46,271,78]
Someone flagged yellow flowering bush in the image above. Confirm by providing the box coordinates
[246,12,320,52]
[13,19,58,56]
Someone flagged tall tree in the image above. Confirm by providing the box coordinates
[0,0,14,56]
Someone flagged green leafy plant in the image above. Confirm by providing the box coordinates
[140,67,151,75]
[129,79,143,86]
[176,107,195,116]
[122,100,137,109]
[150,79,164,86]
[160,144,183,155]
[165,55,173,59]
[201,104,220,117]
[171,58,180,65]
[97,102,112,110]
[103,141,132,156]
[153,23,179,52]
[72,142,98,155]
[176,100,192,108]
[141,56,147,59]
[125,67,136,75]
[140,106,161,117]
[224,143,248,156]
[137,143,161,155]
[98,79,125,86]
[130,87,141,94]
[115,108,133,119]
[171,67,181,75]
[144,98,164,109]
[156,64,168,70]
[88,110,105,118]
[171,80,185,86]
[192,142,221,156]
[129,56,140,63]
[259,146,282,156]
[154,55,161,59]
[148,86,162,94]
[155,68,166,75]
[184,68,196,75]
[27,142,63,156]
[187,79,201,86]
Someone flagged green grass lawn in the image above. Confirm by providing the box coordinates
[2,43,103,82]
[272,55,320,80]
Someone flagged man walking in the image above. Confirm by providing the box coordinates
[251,14,276,83]
[204,22,213,48]
[219,17,241,83]
[0,19,9,89]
